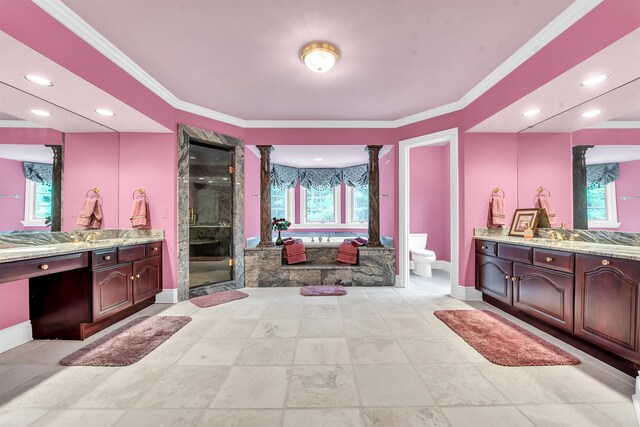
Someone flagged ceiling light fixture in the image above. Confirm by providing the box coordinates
[95,108,115,117]
[300,42,340,73]
[581,109,603,118]
[313,157,324,161]
[30,109,51,117]
[24,74,54,86]
[580,74,609,87]
[522,108,542,117]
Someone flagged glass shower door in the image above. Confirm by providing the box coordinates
[188,142,234,288]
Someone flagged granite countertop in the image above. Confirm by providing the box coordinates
[0,236,163,264]
[474,234,640,262]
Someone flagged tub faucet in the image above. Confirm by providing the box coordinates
[318,236,323,242]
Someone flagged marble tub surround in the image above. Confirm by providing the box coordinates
[245,245,396,287]
[474,228,640,262]
[0,229,165,264]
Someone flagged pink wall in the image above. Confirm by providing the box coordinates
[409,145,450,261]
[0,279,29,330]
[517,133,573,227]
[0,159,28,231]
[572,128,640,146]
[62,133,120,231]
[616,160,640,232]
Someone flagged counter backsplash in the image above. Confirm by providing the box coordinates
[0,229,165,249]
[474,227,640,247]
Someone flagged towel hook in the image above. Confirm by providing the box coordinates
[492,187,505,197]
[132,188,146,199]
[537,186,551,197]
[86,187,100,198]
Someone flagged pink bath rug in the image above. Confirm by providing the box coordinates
[300,285,347,296]
[434,310,580,367]
[190,290,249,308]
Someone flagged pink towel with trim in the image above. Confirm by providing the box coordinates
[536,194,557,225]
[488,195,505,227]
[130,197,149,229]
[337,240,358,265]
[76,198,103,229]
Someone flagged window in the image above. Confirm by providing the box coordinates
[587,182,620,228]
[22,179,52,227]
[300,186,340,224]
[346,185,369,224]
[270,185,294,222]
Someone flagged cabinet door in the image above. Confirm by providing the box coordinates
[92,264,133,321]
[476,254,513,305]
[513,263,574,332]
[575,254,640,363]
[133,256,162,303]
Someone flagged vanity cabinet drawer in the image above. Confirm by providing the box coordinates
[533,248,574,274]
[92,249,117,269]
[0,252,88,283]
[475,240,497,257]
[146,242,162,257]
[117,245,146,262]
[498,243,532,264]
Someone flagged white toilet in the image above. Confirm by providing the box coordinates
[409,233,437,278]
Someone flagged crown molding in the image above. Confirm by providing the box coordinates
[34,0,602,129]
[587,121,640,129]
[0,120,47,128]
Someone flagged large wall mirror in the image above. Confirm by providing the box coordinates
[0,82,118,234]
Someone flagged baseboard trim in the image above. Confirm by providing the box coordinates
[156,288,178,304]
[433,260,452,272]
[395,275,401,287]
[0,321,33,353]
[455,286,483,301]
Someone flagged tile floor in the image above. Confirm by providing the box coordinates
[0,273,636,427]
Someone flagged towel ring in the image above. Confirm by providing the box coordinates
[86,187,100,198]
[492,187,505,197]
[537,186,551,197]
[132,188,146,199]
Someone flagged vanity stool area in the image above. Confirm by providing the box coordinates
[0,233,164,341]
[475,236,640,373]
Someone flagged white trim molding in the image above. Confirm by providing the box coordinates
[455,286,483,301]
[0,120,47,128]
[156,288,178,304]
[33,0,602,129]
[0,320,33,353]
[399,127,459,300]
[588,121,640,129]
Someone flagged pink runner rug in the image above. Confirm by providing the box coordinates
[300,285,347,296]
[434,310,580,367]
[190,289,249,308]
[60,316,191,367]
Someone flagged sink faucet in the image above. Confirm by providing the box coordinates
[85,232,100,243]
[549,231,565,240]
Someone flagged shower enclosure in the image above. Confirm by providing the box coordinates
[188,142,234,288]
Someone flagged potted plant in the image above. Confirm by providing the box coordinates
[272,217,291,245]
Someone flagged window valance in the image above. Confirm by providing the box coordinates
[586,163,619,189]
[23,162,52,184]
[270,163,369,190]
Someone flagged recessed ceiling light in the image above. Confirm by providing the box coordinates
[580,74,609,87]
[207,180,213,183]
[522,108,542,117]
[300,42,340,73]
[198,177,204,180]
[95,108,115,117]
[24,74,54,86]
[581,109,603,118]
[313,157,324,161]
[30,109,51,117]
[190,156,197,159]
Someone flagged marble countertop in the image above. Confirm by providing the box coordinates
[0,237,163,264]
[474,234,640,261]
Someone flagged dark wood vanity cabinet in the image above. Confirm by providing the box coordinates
[575,254,640,362]
[92,264,133,320]
[476,239,640,366]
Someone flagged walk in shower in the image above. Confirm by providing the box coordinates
[188,142,234,288]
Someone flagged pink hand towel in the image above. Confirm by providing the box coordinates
[488,195,505,227]
[130,197,149,229]
[88,199,103,229]
[76,198,97,227]
[536,194,557,225]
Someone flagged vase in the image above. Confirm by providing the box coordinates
[275,230,284,245]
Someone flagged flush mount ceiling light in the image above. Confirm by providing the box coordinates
[522,108,542,117]
[30,109,51,117]
[24,74,54,86]
[300,42,340,73]
[582,109,603,118]
[95,108,115,117]
[580,74,609,87]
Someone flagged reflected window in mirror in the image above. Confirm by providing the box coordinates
[22,179,53,227]
[586,182,620,229]
[346,185,369,224]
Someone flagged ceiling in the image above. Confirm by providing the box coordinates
[0,144,54,164]
[586,145,640,165]
[248,145,391,168]
[612,111,640,121]
[0,112,22,121]
[60,0,574,121]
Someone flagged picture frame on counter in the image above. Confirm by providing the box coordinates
[509,208,541,237]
